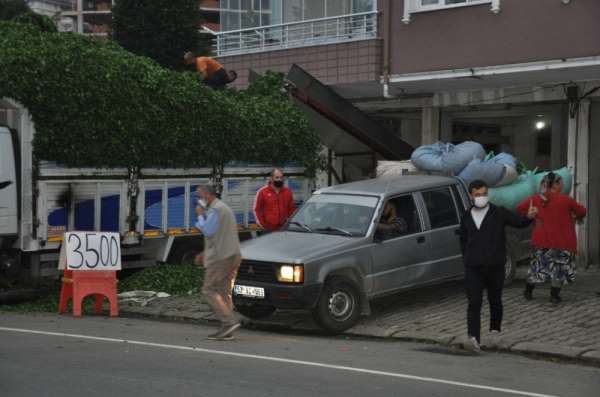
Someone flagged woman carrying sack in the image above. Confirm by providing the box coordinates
[516,172,587,304]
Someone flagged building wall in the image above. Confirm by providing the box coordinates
[390,0,600,74]
[218,39,382,88]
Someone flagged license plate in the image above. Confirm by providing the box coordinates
[234,284,265,299]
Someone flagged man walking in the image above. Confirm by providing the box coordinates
[195,185,241,340]
[253,169,296,232]
[458,180,537,352]
[184,52,237,89]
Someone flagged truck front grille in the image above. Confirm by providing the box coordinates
[237,260,277,283]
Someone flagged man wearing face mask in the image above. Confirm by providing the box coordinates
[194,185,242,341]
[458,180,538,353]
[253,169,296,232]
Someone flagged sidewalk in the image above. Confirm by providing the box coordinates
[119,266,600,365]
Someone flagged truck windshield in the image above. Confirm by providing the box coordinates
[287,194,379,237]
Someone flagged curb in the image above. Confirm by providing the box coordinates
[380,328,600,366]
[116,306,600,367]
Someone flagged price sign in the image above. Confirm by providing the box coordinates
[58,232,122,270]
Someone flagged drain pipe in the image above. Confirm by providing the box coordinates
[382,0,396,99]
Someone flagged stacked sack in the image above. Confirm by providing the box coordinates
[488,167,572,210]
[409,141,576,210]
[410,141,519,187]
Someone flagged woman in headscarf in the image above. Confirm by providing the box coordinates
[516,172,587,304]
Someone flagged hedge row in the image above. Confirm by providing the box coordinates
[0,20,321,174]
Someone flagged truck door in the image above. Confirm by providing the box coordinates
[419,186,463,280]
[0,127,18,236]
[370,194,430,294]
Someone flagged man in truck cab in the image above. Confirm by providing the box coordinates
[253,169,296,232]
[184,52,237,89]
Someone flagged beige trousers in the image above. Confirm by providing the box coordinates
[202,254,241,326]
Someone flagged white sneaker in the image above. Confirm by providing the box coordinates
[488,330,501,349]
[463,336,481,353]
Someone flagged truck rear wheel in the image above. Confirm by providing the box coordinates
[312,278,361,334]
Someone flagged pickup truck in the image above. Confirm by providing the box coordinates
[234,174,530,333]
[0,99,311,278]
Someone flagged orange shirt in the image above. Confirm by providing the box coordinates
[195,57,223,77]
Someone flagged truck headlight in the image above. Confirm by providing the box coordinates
[277,264,304,283]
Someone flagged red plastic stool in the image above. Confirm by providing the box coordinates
[58,269,119,317]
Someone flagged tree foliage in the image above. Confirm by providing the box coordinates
[112,0,208,70]
[0,20,320,175]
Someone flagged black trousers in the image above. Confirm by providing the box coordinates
[465,265,504,343]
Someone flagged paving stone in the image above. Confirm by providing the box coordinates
[390,330,456,345]
[510,342,587,359]
[581,350,600,362]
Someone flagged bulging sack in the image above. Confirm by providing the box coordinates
[491,152,517,169]
[533,167,572,194]
[488,172,537,210]
[411,141,485,174]
[495,165,518,187]
[458,158,505,186]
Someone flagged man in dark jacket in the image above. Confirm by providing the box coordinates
[458,180,537,352]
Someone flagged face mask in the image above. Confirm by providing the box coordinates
[273,180,284,188]
[473,196,489,209]
[198,198,207,208]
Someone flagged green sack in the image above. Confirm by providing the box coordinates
[533,167,572,194]
[488,171,537,210]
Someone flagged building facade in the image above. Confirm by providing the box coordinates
[27,1,220,38]
[214,0,600,265]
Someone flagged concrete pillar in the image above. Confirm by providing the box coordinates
[568,99,591,266]
[440,111,453,143]
[588,102,600,265]
[421,106,440,145]
[550,111,563,169]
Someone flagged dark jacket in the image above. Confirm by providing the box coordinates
[459,204,532,268]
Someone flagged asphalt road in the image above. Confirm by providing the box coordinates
[0,314,598,397]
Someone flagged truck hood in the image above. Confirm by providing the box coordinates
[241,231,364,264]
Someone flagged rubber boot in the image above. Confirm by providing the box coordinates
[523,283,535,301]
[550,287,562,304]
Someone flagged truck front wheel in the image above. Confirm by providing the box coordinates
[312,278,361,334]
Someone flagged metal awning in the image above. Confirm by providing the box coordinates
[286,64,414,160]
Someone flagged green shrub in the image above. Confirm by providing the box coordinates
[0,20,320,174]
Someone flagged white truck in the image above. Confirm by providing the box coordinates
[0,99,312,278]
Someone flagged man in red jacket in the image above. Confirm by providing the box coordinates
[253,169,296,231]
[517,172,587,304]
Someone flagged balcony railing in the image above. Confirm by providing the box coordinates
[212,11,378,57]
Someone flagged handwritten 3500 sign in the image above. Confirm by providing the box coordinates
[67,233,120,269]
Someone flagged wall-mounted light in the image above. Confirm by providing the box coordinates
[561,0,571,4]
[535,121,547,130]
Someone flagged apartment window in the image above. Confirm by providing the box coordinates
[221,0,376,31]
[403,0,500,23]
[59,0,113,35]
[216,0,377,55]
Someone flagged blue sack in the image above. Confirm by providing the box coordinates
[459,158,505,186]
[411,141,485,174]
